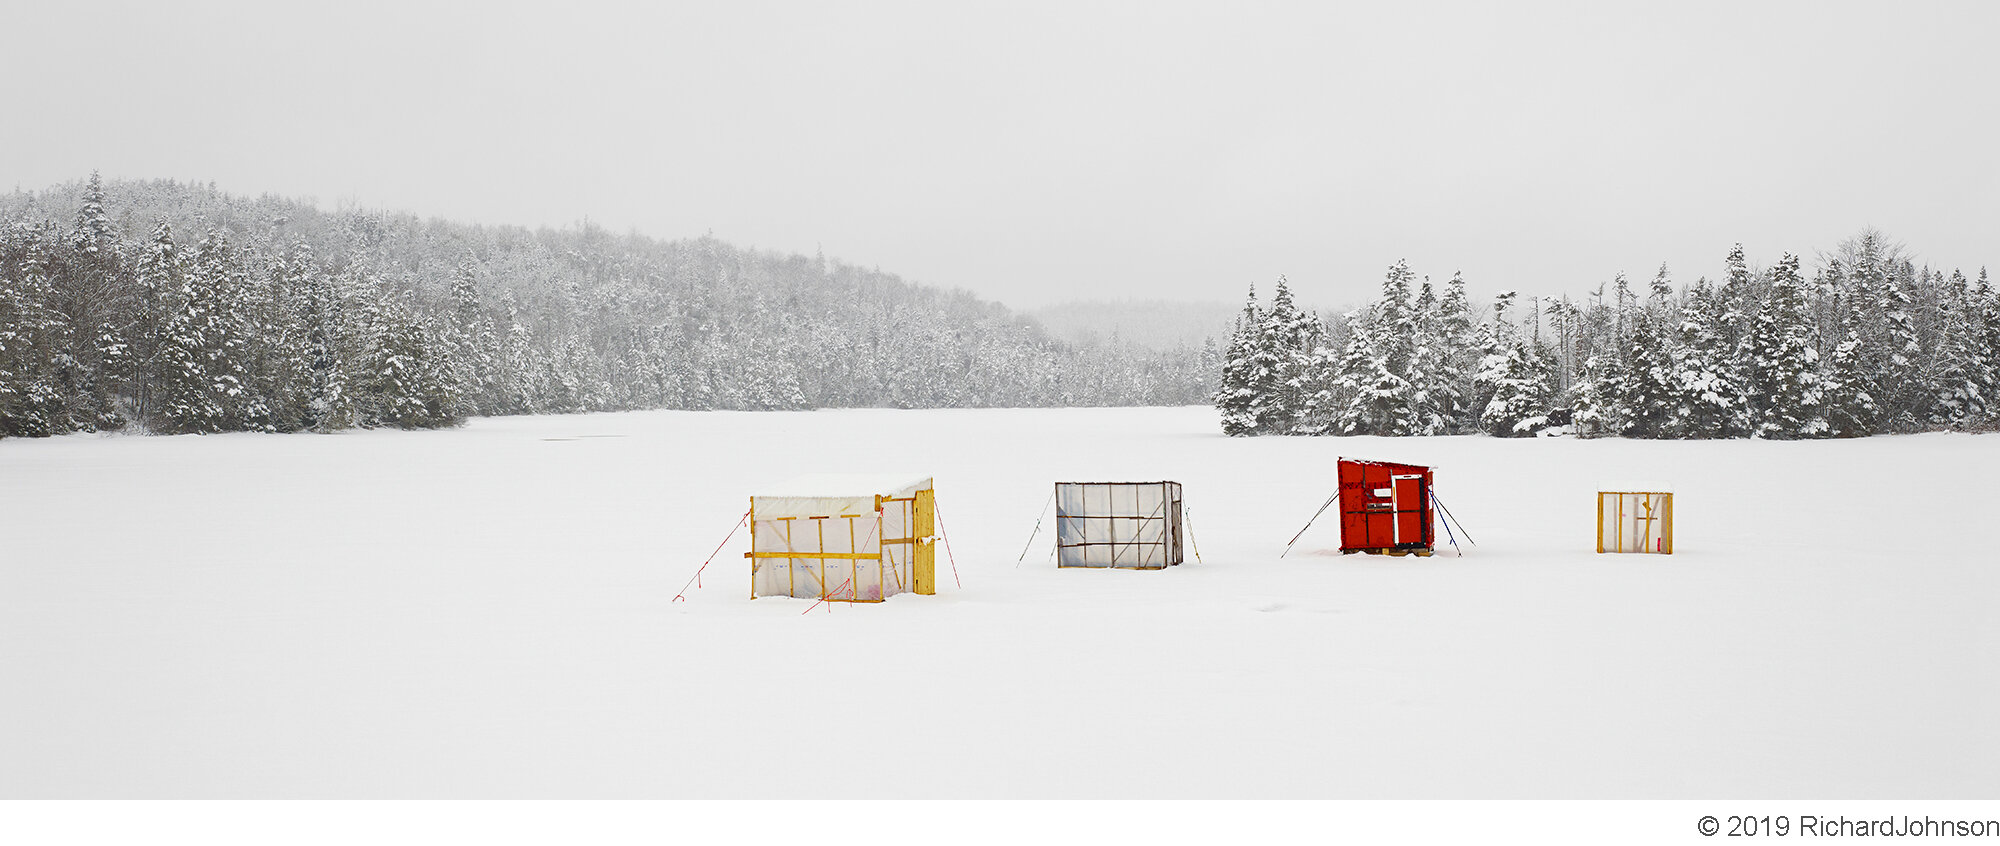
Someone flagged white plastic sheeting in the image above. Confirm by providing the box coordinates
[751,474,930,520]
[750,475,931,600]
[1055,481,1183,569]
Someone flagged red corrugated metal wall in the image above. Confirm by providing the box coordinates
[1336,458,1434,553]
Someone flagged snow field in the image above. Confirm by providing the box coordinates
[1,406,1994,797]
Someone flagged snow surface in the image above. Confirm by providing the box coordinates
[1,407,1994,798]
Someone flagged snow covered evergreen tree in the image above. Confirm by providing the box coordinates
[1619,265,1683,438]
[1478,343,1551,437]
[1437,271,1484,432]
[1928,270,1988,426]
[1972,267,2000,428]
[1569,277,1633,439]
[0,245,70,436]
[1288,332,1344,435]
[1745,254,1827,438]
[1476,291,1551,437]
[495,290,545,416]
[1405,275,1461,435]
[1253,276,1316,434]
[1214,284,1262,436]
[356,284,462,430]
[1672,279,1749,437]
[1877,260,1928,430]
[1332,261,1421,436]
[254,244,318,431]
[297,255,357,431]
[1537,295,1580,421]
[444,258,500,418]
[1335,326,1415,436]
[57,171,128,431]
[1720,243,1758,374]
[191,230,268,431]
[1819,312,1880,438]
[127,222,184,428]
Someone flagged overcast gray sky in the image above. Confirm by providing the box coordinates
[5,0,1995,309]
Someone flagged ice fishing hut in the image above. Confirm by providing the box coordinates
[1055,481,1185,569]
[1598,483,1673,554]
[747,474,937,601]
[1337,458,1435,556]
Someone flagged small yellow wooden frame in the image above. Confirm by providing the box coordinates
[1597,491,1674,554]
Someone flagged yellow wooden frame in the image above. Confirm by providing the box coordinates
[1597,491,1674,554]
[749,485,938,601]
[746,552,882,560]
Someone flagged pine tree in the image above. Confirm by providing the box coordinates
[1877,260,1927,430]
[1255,276,1317,433]
[1819,317,1880,438]
[1929,270,1988,426]
[1618,312,1679,437]
[192,231,266,431]
[1720,243,1757,368]
[0,247,71,436]
[1436,271,1482,432]
[1973,268,2000,427]
[1214,284,1263,436]
[1478,340,1551,437]
[1335,321,1415,436]
[1472,292,1550,436]
[1567,280,1628,437]
[1620,265,1682,437]
[254,244,318,431]
[1745,253,1827,438]
[496,290,546,415]
[1405,275,1461,436]
[356,285,463,429]
[1289,334,1344,435]
[1672,279,1748,437]
[149,230,258,434]
[72,171,116,251]
[1333,261,1420,435]
[297,255,357,431]
[1374,260,1417,378]
[444,258,499,418]
[1538,295,1580,419]
[59,171,127,430]
[1568,352,1621,438]
[146,225,223,433]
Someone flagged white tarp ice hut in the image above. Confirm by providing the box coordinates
[748,474,937,601]
[1055,481,1184,569]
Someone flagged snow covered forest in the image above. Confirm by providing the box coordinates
[0,175,1215,438]
[1217,236,2000,439]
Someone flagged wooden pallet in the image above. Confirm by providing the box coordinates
[1346,547,1434,557]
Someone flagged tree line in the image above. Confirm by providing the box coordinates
[1216,232,1998,438]
[0,174,1215,438]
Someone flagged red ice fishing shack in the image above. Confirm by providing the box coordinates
[1337,457,1434,556]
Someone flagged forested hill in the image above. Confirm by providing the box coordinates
[0,175,1215,438]
[1027,299,1238,352]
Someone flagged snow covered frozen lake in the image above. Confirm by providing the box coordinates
[2,406,1994,797]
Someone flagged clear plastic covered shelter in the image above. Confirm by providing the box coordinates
[1055,481,1184,569]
